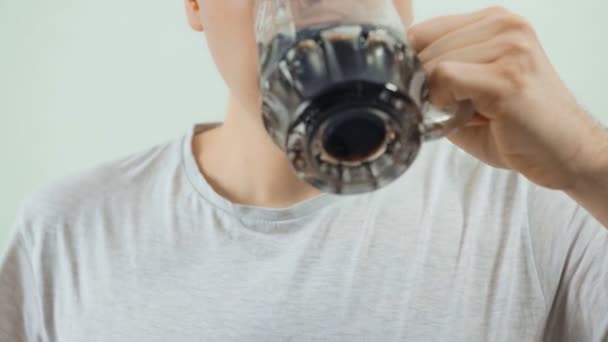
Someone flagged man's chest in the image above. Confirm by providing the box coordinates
[51,216,546,342]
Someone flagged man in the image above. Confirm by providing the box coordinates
[0,0,606,341]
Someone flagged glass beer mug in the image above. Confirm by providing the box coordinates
[255,0,474,194]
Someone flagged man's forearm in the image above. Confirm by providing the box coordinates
[567,123,608,228]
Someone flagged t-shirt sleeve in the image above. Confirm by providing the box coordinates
[527,185,608,341]
[0,222,44,341]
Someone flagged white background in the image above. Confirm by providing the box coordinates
[0,0,606,247]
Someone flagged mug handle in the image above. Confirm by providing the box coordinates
[419,100,476,141]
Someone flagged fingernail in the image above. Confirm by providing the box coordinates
[466,119,490,127]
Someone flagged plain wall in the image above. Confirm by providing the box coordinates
[0,0,606,247]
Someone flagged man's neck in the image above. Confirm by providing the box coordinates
[192,96,322,209]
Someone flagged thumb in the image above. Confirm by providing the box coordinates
[448,125,507,169]
[427,61,502,113]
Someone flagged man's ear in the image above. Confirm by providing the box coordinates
[185,0,204,32]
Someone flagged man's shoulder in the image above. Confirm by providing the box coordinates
[14,137,183,234]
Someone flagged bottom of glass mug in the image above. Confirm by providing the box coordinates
[285,82,423,195]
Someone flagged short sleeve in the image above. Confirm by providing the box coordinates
[0,222,44,341]
[528,185,608,342]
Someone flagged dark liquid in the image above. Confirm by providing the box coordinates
[322,110,387,162]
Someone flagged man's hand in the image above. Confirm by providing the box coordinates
[408,6,608,192]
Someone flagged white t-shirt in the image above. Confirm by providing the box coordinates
[1,123,607,341]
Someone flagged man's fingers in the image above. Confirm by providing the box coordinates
[408,7,499,52]
[417,14,517,63]
[423,33,522,72]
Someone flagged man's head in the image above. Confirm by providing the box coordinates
[184,0,414,116]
